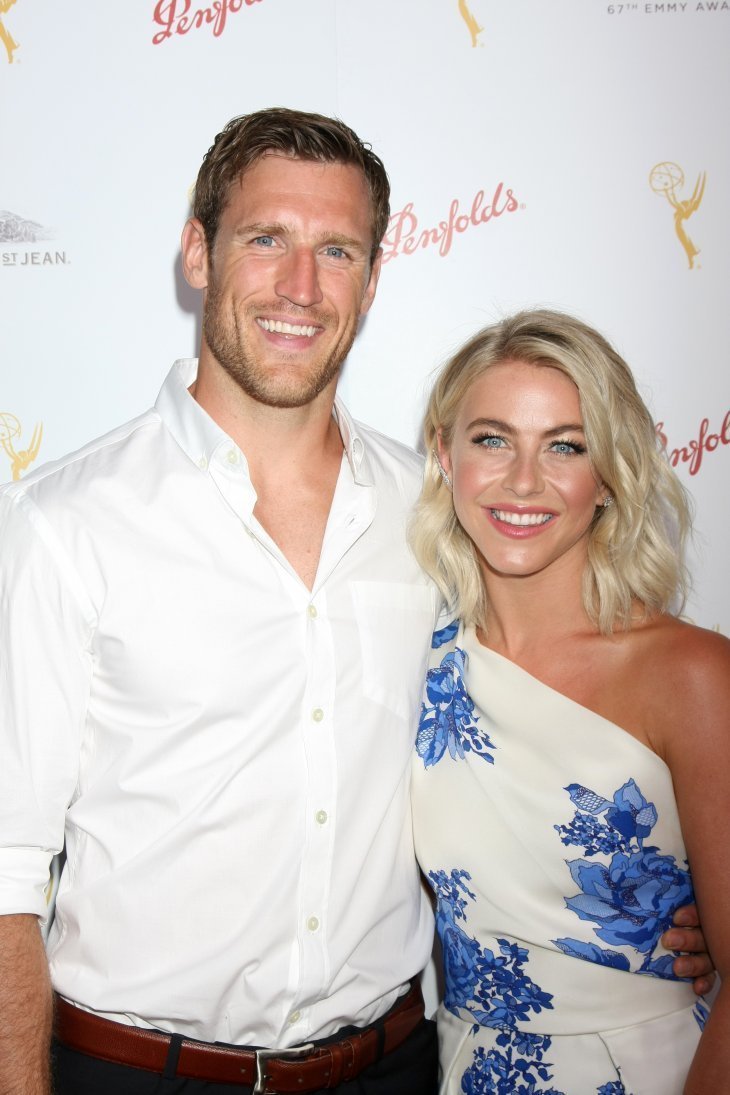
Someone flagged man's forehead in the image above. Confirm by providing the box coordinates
[220,154,372,228]
[232,151,368,191]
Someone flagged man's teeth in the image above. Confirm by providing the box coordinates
[257,318,317,337]
[492,510,553,526]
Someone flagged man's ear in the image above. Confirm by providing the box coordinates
[181,218,209,290]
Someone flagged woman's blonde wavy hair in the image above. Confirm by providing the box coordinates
[409,309,692,634]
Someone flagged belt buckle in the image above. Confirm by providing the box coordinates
[252,1042,315,1095]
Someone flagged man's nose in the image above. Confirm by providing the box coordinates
[275,247,324,308]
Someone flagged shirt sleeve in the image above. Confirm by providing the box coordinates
[0,488,94,918]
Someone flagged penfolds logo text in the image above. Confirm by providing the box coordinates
[381,184,520,263]
[152,0,264,45]
[656,410,730,477]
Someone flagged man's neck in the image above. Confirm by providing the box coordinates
[191,355,345,589]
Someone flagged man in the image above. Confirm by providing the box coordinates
[0,108,711,1095]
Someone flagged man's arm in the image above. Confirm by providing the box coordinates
[0,914,52,1095]
[0,491,95,1094]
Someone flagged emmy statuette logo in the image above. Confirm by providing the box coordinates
[650,162,706,269]
[458,0,484,46]
[0,413,42,480]
[0,0,18,64]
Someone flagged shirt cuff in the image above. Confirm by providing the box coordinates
[0,846,55,919]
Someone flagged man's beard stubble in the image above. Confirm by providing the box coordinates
[202,280,358,410]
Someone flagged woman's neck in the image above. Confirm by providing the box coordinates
[478,560,595,660]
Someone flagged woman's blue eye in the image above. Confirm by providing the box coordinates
[481,435,505,448]
[551,440,585,455]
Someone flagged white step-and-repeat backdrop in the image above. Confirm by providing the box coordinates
[2,0,728,1006]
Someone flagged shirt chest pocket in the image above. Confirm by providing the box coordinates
[351,581,437,723]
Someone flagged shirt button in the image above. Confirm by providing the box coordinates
[307,916,320,932]
[288,1011,301,1025]
[197,456,208,470]
[311,708,324,723]
[315,810,328,825]
[226,449,238,464]
[307,604,318,619]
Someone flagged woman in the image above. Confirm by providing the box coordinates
[410,310,729,1094]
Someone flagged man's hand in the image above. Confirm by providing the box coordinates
[662,903,715,996]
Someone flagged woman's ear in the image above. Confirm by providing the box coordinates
[596,484,614,510]
[436,428,452,478]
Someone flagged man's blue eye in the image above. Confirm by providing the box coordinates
[325,246,345,258]
[254,236,275,247]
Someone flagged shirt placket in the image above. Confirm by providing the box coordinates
[287,470,376,1038]
[283,585,337,1036]
[209,438,377,1040]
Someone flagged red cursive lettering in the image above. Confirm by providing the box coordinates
[656,410,730,476]
[152,0,261,45]
[381,183,521,264]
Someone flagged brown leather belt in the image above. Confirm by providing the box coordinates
[54,981,425,1092]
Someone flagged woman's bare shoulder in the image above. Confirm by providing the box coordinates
[614,615,729,758]
[637,615,730,687]
[635,616,729,752]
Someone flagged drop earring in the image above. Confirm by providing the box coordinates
[433,451,452,490]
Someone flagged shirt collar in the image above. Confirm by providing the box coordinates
[155,359,232,472]
[155,359,372,484]
[332,397,370,485]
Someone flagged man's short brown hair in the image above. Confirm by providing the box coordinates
[193,107,390,263]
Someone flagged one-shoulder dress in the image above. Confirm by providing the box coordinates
[412,622,709,1095]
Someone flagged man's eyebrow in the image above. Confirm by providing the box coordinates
[318,232,369,254]
[232,222,285,239]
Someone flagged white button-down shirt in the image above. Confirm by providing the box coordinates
[0,360,440,1046]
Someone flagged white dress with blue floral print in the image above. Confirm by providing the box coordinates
[412,622,709,1095]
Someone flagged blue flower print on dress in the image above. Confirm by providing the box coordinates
[429,868,480,1010]
[431,869,631,1095]
[428,869,553,1030]
[693,999,709,1032]
[459,1036,565,1095]
[432,620,459,648]
[459,1042,628,1095]
[553,778,694,977]
[417,647,496,768]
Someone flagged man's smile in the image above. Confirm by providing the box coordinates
[256,317,321,338]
